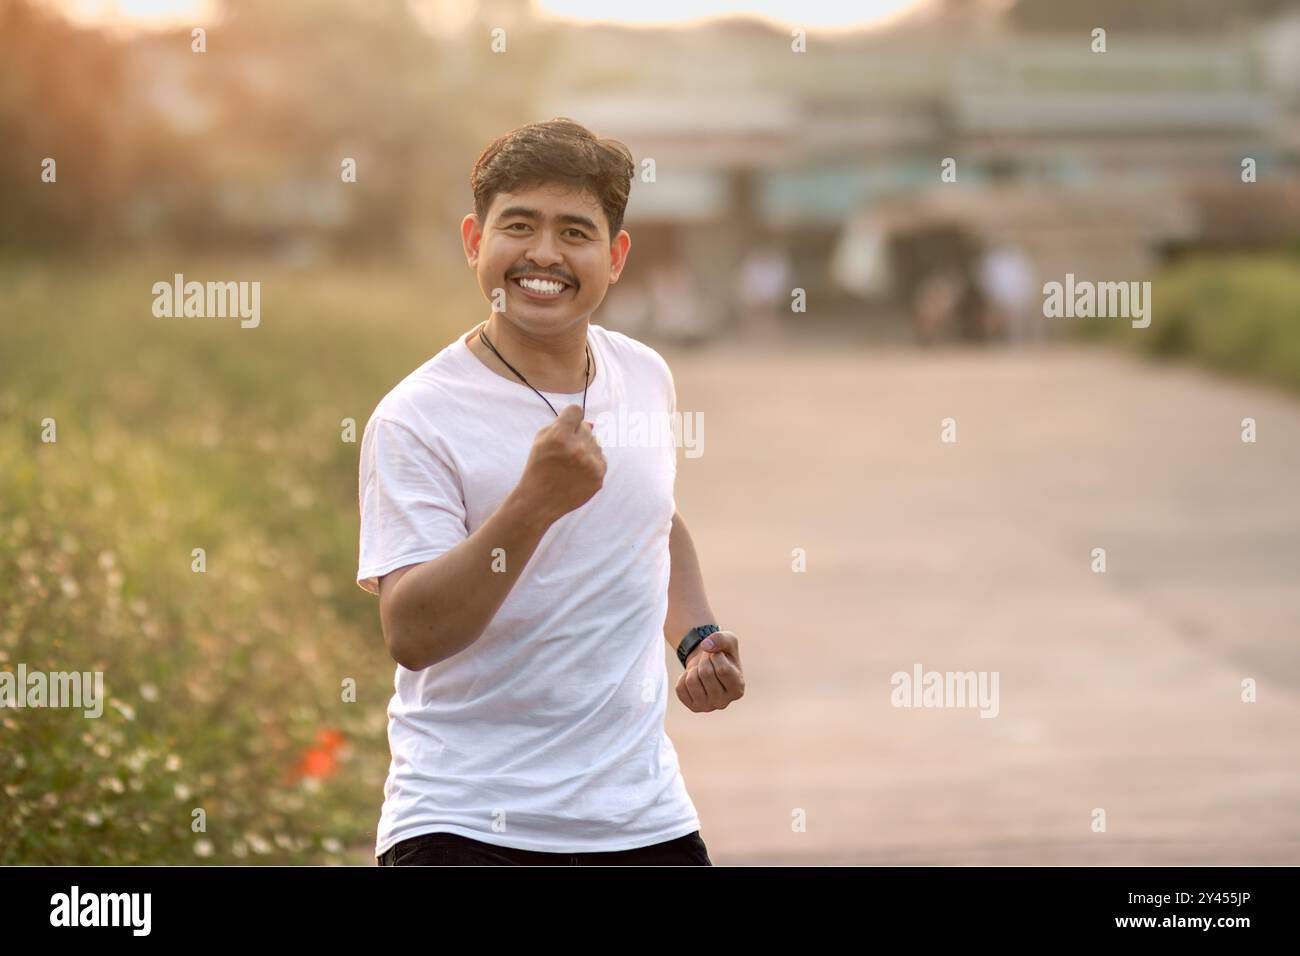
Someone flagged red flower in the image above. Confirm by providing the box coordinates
[315,728,345,751]
[291,727,345,781]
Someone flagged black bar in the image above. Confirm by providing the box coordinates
[0,865,1289,941]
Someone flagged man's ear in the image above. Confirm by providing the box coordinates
[461,213,483,267]
[608,230,631,284]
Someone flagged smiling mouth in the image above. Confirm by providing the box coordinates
[511,276,574,299]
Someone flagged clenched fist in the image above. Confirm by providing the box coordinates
[515,403,607,526]
[677,630,745,713]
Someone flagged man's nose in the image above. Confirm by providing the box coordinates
[525,229,563,266]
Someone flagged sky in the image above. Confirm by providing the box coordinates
[536,0,924,29]
[45,0,927,33]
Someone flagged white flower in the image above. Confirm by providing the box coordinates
[124,749,148,773]
[110,700,135,721]
[193,839,215,858]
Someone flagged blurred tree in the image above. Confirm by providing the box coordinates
[0,0,565,258]
[193,0,559,257]
[0,0,165,249]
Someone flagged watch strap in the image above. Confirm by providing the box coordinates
[677,624,720,668]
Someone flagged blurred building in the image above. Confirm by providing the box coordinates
[535,11,1300,341]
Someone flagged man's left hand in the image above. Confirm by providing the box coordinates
[676,630,745,713]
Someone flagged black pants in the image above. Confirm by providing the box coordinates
[377,829,712,866]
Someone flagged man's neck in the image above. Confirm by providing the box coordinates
[469,314,595,394]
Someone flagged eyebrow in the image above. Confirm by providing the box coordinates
[495,206,600,234]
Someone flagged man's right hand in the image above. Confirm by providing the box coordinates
[514,404,606,526]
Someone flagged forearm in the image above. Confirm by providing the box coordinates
[663,510,717,653]
[384,487,554,670]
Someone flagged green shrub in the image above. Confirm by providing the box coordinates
[1076,255,1300,394]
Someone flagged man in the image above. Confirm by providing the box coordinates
[356,118,745,866]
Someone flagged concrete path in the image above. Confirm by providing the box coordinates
[661,341,1300,864]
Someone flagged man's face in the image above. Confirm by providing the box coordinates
[462,182,631,334]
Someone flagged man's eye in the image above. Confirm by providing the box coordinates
[505,223,529,231]
[566,229,590,239]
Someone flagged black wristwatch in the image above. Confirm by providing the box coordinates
[677,624,720,668]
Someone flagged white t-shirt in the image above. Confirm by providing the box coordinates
[356,321,701,855]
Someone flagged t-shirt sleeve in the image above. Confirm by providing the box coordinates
[356,415,468,596]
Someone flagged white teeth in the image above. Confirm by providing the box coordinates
[517,277,565,294]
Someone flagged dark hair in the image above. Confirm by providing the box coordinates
[471,117,635,239]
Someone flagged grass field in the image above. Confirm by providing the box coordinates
[0,257,477,863]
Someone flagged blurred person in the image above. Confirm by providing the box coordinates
[911,270,964,346]
[977,242,1037,346]
[647,258,710,345]
[734,242,791,345]
[891,223,985,345]
[596,278,652,338]
[829,214,891,299]
[356,118,744,867]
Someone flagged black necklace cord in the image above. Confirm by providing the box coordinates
[477,322,591,419]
